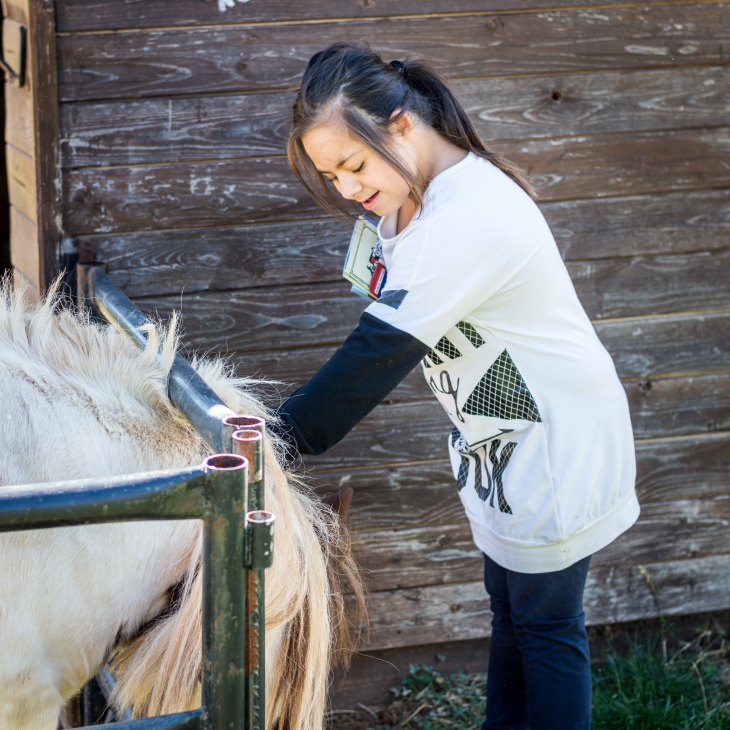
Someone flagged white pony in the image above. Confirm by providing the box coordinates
[0,280,364,730]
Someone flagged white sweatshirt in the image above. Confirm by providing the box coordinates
[365,152,639,573]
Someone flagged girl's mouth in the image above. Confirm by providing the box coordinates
[362,192,379,210]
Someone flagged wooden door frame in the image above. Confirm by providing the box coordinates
[3,0,61,295]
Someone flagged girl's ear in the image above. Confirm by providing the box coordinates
[388,111,415,141]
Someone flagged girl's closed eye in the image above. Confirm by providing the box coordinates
[353,162,365,173]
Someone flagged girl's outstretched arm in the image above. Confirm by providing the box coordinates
[270,312,428,461]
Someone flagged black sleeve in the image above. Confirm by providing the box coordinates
[269,311,430,461]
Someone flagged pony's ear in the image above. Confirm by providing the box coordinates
[320,486,355,521]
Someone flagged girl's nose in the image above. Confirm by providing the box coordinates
[338,176,362,201]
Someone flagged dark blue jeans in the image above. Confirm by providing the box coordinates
[482,553,592,730]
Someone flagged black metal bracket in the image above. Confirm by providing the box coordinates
[1,20,26,88]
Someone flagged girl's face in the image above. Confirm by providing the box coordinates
[302,120,413,218]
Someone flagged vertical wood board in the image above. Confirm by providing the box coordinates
[9,205,38,283]
[6,143,36,221]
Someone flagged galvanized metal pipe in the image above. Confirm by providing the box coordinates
[246,511,275,571]
[232,427,269,730]
[77,265,237,453]
[201,454,249,730]
[232,428,264,510]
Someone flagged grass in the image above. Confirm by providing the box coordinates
[592,630,730,729]
[328,623,730,730]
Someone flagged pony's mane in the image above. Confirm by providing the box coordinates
[0,277,276,458]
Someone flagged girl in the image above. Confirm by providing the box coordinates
[272,41,639,730]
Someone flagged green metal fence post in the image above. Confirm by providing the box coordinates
[201,454,248,730]
[232,425,268,730]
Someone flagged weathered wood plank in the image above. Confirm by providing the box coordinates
[14,0,62,288]
[596,309,730,381]
[59,66,730,168]
[346,496,730,592]
[634,432,730,503]
[5,83,33,157]
[294,338,729,470]
[6,144,36,222]
[311,432,730,532]
[83,219,351,295]
[627,373,730,441]
[312,460,465,531]
[516,127,730,202]
[460,64,730,141]
[568,249,730,321]
[56,4,730,101]
[82,190,730,298]
[363,554,730,648]
[63,157,320,234]
[62,127,730,234]
[542,190,730,262]
[233,349,730,432]
[55,0,697,32]
[135,286,730,379]
[59,90,295,168]
[138,280,367,352]
[9,206,38,284]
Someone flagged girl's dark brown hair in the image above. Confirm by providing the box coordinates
[288,41,535,219]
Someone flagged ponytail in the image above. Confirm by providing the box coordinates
[288,41,535,220]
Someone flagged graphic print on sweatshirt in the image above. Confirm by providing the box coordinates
[451,427,517,514]
[423,321,540,436]
[423,320,542,515]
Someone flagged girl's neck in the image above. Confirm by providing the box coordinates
[395,127,468,234]
[396,197,418,235]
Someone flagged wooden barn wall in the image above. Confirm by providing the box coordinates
[54,0,730,654]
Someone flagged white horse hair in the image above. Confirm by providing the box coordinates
[0,280,364,730]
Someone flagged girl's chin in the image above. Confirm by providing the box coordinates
[370,200,399,218]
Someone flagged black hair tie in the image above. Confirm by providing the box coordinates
[389,59,407,77]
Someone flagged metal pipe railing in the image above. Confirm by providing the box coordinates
[0,455,250,730]
[232,426,268,729]
[75,264,273,730]
[77,265,238,454]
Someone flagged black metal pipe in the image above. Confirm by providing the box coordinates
[77,265,237,453]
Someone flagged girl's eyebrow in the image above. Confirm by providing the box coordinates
[317,151,358,174]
